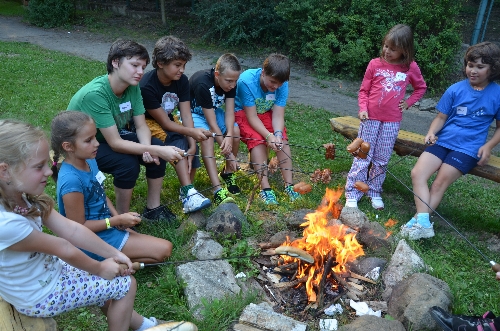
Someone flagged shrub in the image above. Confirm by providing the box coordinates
[27,0,74,28]
[194,0,286,48]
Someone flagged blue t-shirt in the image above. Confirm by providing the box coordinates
[234,68,288,114]
[57,159,128,261]
[435,80,500,159]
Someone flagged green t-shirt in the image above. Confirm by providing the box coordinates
[67,75,146,142]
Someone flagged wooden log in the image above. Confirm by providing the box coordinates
[330,116,500,183]
[350,271,377,284]
[273,276,307,289]
[0,296,57,331]
[347,281,364,291]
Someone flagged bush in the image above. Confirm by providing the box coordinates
[194,0,286,48]
[27,0,74,28]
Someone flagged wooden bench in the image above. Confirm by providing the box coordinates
[330,116,500,183]
[0,296,56,331]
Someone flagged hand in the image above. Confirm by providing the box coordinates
[496,271,500,281]
[358,111,369,121]
[115,212,141,229]
[190,128,211,142]
[477,145,492,166]
[225,153,237,172]
[186,146,197,174]
[399,100,409,112]
[220,136,233,155]
[158,146,185,163]
[424,133,438,145]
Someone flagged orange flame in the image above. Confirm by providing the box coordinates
[282,188,364,302]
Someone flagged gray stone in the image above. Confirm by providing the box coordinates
[176,260,241,319]
[418,98,438,112]
[349,257,387,276]
[190,231,224,260]
[236,303,307,331]
[269,230,296,247]
[388,273,452,331]
[339,207,369,230]
[382,239,426,289]
[285,209,315,228]
[358,222,392,252]
[206,202,247,238]
[338,315,406,331]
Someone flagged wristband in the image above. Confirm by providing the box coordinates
[265,132,273,141]
[105,218,111,229]
[274,130,283,137]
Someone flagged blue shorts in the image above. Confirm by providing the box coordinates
[192,108,237,134]
[164,130,201,169]
[82,227,130,261]
[425,144,478,174]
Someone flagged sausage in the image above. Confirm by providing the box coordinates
[274,246,315,264]
[293,182,312,194]
[347,138,363,155]
[146,321,198,331]
[354,181,369,193]
[357,141,370,159]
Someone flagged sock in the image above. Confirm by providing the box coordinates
[134,316,156,331]
[417,213,431,228]
[181,184,194,196]
[213,187,222,195]
[405,217,417,228]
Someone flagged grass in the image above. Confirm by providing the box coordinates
[2,2,500,330]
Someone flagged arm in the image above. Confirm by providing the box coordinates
[219,98,236,155]
[425,112,448,144]
[358,61,373,119]
[147,105,209,141]
[405,63,427,108]
[62,192,140,232]
[477,120,500,166]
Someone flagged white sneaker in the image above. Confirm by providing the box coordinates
[345,199,358,208]
[371,197,384,210]
[180,188,211,213]
[401,223,435,240]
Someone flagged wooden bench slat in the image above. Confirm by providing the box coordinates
[330,116,500,183]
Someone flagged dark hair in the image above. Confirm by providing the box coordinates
[152,36,192,69]
[262,53,290,83]
[50,111,94,182]
[215,53,241,74]
[380,24,415,69]
[0,119,54,220]
[106,39,150,74]
[463,41,500,81]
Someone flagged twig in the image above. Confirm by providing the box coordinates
[318,252,335,307]
[244,165,264,214]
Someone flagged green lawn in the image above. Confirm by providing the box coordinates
[1,7,500,330]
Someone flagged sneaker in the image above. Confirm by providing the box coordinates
[404,217,418,228]
[345,198,358,208]
[402,223,435,240]
[220,171,241,195]
[259,189,278,205]
[284,185,301,202]
[429,306,498,331]
[142,205,177,223]
[371,197,384,210]
[213,188,235,205]
[180,188,211,213]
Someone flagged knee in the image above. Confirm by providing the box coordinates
[410,167,424,184]
[160,240,173,260]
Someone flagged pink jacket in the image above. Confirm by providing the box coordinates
[358,58,427,122]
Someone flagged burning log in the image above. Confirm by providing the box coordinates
[317,252,336,307]
[274,276,307,289]
[350,271,377,284]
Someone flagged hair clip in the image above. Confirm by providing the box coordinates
[13,205,29,216]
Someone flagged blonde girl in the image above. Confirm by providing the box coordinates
[51,111,172,263]
[0,119,160,331]
[344,24,427,210]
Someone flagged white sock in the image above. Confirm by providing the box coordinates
[134,316,157,331]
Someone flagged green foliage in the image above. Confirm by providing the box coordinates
[0,0,26,16]
[27,0,74,28]
[194,0,286,47]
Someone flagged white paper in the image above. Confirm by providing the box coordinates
[319,319,338,331]
[349,300,381,317]
[365,267,380,281]
[324,303,343,316]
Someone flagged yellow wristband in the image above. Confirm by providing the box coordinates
[105,218,111,229]
[265,132,272,141]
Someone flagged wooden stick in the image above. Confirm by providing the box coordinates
[318,252,335,307]
[350,271,377,284]
[273,276,307,289]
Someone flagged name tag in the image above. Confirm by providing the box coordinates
[119,101,132,113]
[456,106,467,116]
[95,171,106,184]
[266,94,276,101]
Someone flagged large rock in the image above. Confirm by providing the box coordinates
[338,315,405,331]
[206,202,247,238]
[235,302,307,331]
[382,239,426,289]
[284,209,315,228]
[176,260,240,319]
[190,231,224,260]
[0,296,57,331]
[358,222,392,252]
[339,207,369,230]
[388,273,452,330]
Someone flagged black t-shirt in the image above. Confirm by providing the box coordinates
[189,68,236,116]
[140,70,190,121]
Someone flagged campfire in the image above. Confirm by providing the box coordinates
[280,188,365,302]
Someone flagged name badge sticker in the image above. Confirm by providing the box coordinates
[119,101,132,113]
[456,106,467,116]
[266,94,276,101]
[95,171,106,184]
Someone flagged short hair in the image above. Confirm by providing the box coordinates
[152,36,192,69]
[50,111,94,182]
[380,24,415,69]
[262,53,290,83]
[0,119,54,220]
[215,53,241,75]
[106,39,150,74]
[463,41,500,81]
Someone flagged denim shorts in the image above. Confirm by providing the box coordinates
[425,144,478,174]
